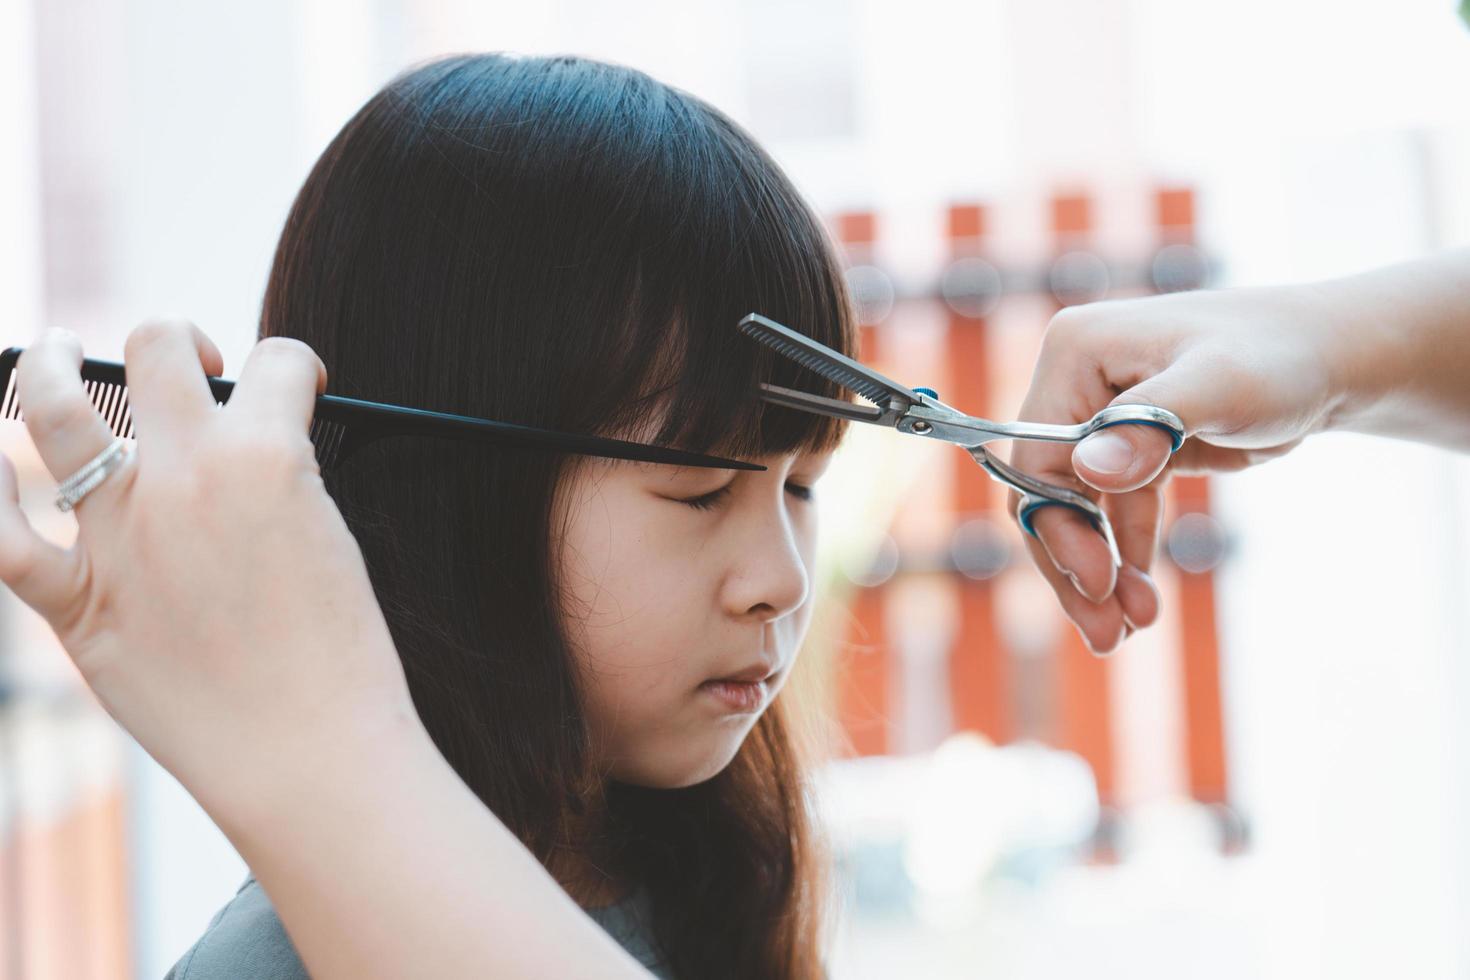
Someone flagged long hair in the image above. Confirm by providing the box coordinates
[260,53,854,979]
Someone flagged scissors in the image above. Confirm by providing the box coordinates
[737,313,1186,568]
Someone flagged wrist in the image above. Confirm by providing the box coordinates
[1308,273,1409,434]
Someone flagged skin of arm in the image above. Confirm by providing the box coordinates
[212,708,653,980]
[1007,247,1470,653]
[1323,247,1470,449]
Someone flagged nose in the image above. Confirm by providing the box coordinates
[721,499,810,622]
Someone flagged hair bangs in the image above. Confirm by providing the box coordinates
[584,95,858,464]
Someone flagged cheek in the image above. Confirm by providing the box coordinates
[779,513,820,630]
[767,593,816,678]
[556,487,711,717]
[560,504,700,648]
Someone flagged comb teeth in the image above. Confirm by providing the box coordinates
[1,366,19,422]
[1,366,139,438]
[82,379,136,438]
[8,377,139,438]
[309,416,349,472]
[737,319,895,405]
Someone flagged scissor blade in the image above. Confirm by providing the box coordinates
[758,383,887,424]
[738,313,920,409]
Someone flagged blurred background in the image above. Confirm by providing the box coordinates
[2,1,1470,977]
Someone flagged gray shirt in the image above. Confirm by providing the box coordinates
[165,877,672,979]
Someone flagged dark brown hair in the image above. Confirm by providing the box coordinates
[261,53,854,979]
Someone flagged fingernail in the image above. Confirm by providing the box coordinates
[1063,570,1089,598]
[1076,431,1134,475]
[1062,568,1108,604]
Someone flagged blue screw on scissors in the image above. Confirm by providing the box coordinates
[738,313,1186,568]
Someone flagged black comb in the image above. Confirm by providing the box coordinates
[0,347,764,473]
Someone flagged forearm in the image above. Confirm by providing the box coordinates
[203,708,650,980]
[1324,247,1470,450]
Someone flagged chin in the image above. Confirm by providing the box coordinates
[611,728,750,789]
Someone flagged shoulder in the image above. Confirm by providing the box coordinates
[165,877,310,980]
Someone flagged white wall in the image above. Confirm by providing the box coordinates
[1,0,42,337]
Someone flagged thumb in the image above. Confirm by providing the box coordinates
[1071,358,1217,493]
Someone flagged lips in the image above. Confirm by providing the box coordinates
[699,661,779,714]
[699,678,769,713]
[710,662,777,685]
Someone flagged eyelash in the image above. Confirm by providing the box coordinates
[681,482,814,511]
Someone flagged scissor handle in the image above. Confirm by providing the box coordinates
[995,403,1186,450]
[1006,408,1182,565]
[971,448,1124,567]
[897,400,1187,452]
[1017,497,1096,538]
[1015,496,1123,569]
[1091,410,1186,452]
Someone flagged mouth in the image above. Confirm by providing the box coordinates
[699,663,778,714]
[698,678,769,714]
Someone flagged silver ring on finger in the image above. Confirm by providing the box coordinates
[55,438,133,512]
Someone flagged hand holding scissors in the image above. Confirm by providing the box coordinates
[1007,252,1470,652]
[738,313,1186,652]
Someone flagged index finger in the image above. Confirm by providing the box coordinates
[15,329,120,484]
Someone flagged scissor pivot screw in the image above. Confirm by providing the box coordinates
[911,420,932,434]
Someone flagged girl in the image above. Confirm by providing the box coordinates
[166,52,853,979]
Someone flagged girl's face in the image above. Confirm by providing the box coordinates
[554,448,833,788]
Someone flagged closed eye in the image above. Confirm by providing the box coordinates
[680,483,733,511]
[679,481,815,511]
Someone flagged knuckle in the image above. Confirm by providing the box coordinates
[1044,306,1088,341]
[125,318,194,358]
[1036,308,1096,373]
[255,336,316,365]
[14,346,42,379]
